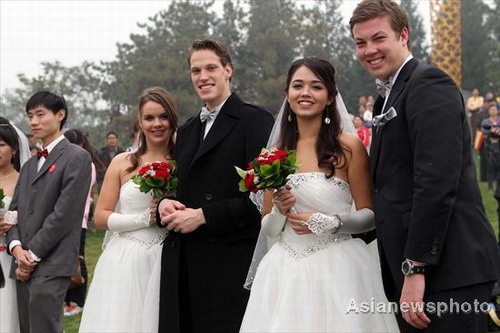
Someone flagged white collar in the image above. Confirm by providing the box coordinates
[390,54,413,86]
[43,134,65,153]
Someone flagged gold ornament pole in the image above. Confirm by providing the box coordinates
[430,0,461,88]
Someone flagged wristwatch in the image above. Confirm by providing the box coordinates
[401,259,426,276]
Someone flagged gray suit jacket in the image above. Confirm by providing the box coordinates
[7,138,91,277]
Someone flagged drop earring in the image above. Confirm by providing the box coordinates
[324,108,331,124]
[288,113,292,122]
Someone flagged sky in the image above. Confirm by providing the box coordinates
[0,0,432,93]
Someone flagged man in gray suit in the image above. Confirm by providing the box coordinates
[7,91,91,333]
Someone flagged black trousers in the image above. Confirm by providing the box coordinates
[395,281,495,333]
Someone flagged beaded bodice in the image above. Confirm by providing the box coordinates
[279,172,353,259]
[110,180,167,249]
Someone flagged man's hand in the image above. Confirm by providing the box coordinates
[158,199,186,223]
[400,273,431,329]
[12,246,37,273]
[162,208,206,234]
[15,267,32,282]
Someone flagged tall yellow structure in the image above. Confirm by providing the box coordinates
[430,0,461,88]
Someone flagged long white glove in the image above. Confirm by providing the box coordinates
[261,205,287,238]
[306,208,375,235]
[107,208,151,233]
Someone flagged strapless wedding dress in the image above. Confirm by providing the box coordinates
[79,180,167,332]
[240,172,399,332]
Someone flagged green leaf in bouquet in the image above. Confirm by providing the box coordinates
[0,188,4,209]
[139,183,151,193]
[131,175,142,185]
[235,166,248,179]
[260,164,273,177]
[153,188,164,200]
[238,179,249,192]
[169,177,178,190]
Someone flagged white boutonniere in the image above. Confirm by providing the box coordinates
[372,107,398,128]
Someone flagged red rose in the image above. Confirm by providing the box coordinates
[156,170,169,180]
[138,166,149,176]
[274,150,288,163]
[244,172,254,189]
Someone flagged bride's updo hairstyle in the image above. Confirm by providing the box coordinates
[280,58,347,178]
[127,87,179,173]
[0,117,21,171]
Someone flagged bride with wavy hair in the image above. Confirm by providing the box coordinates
[79,87,178,332]
[240,58,398,332]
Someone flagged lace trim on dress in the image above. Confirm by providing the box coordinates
[287,172,350,192]
[278,233,352,260]
[306,212,342,234]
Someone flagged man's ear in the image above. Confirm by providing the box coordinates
[58,109,66,122]
[224,64,233,81]
[400,27,409,48]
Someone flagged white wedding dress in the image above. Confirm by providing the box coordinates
[240,172,399,332]
[0,196,20,333]
[79,180,166,333]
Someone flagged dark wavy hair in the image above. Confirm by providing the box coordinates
[0,117,21,171]
[64,128,106,175]
[279,58,347,178]
[126,87,178,173]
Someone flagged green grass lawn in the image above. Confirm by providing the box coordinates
[63,152,499,332]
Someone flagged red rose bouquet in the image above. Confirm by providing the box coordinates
[235,148,299,193]
[132,161,178,199]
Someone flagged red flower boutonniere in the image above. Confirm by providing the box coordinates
[48,163,57,173]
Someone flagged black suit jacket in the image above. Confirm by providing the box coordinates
[371,58,499,300]
[159,93,274,332]
[98,145,124,168]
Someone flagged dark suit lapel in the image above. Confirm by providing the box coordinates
[370,58,419,181]
[31,139,69,184]
[190,94,241,168]
[370,95,386,178]
[180,117,204,170]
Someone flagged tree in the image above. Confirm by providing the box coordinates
[237,0,301,114]
[399,0,429,63]
[461,0,493,93]
[100,0,217,122]
[485,1,500,93]
[1,61,107,141]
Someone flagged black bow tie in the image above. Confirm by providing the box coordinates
[37,148,48,159]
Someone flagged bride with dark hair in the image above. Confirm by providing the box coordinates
[0,117,30,333]
[240,58,398,332]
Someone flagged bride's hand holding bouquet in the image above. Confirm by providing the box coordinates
[235,147,299,215]
[132,161,178,225]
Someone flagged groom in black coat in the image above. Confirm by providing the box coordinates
[157,39,273,332]
[351,1,499,332]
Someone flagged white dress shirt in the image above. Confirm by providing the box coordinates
[203,98,228,139]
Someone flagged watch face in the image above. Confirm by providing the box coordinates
[401,260,411,276]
